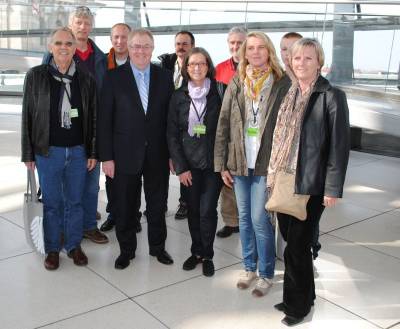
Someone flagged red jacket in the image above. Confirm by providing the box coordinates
[215,58,237,85]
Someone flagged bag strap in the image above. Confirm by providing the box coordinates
[26,169,39,202]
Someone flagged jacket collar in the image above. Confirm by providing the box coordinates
[312,75,331,93]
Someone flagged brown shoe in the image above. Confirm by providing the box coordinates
[83,228,109,244]
[96,211,101,221]
[44,252,59,270]
[67,246,88,266]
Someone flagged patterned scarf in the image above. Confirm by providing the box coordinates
[187,78,211,137]
[267,75,318,193]
[48,58,76,129]
[244,64,272,101]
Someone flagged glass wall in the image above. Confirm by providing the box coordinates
[0,0,399,94]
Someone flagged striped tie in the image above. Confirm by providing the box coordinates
[138,71,148,113]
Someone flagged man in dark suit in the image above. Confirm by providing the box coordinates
[98,28,174,269]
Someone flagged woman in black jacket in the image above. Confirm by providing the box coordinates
[268,38,350,326]
[167,47,222,277]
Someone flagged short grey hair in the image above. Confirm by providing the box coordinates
[128,28,154,45]
[68,6,94,25]
[227,26,247,39]
[48,27,76,45]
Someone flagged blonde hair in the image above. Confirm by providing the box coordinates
[290,37,325,69]
[238,31,283,82]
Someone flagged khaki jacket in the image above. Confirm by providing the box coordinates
[214,74,289,176]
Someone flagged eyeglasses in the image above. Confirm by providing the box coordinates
[53,41,74,47]
[129,44,153,52]
[187,62,207,69]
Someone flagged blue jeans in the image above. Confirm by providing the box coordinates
[35,146,87,253]
[233,170,275,279]
[82,162,100,231]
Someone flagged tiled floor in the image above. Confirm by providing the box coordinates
[1,102,400,329]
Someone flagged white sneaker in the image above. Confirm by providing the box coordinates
[236,271,257,289]
[252,277,273,297]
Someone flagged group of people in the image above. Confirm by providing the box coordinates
[21,5,350,326]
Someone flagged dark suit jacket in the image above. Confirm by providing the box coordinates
[98,62,174,175]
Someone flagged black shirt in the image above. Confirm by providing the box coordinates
[49,71,84,147]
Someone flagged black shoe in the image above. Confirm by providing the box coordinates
[174,203,188,220]
[281,315,304,327]
[151,250,173,265]
[114,253,135,270]
[274,302,286,312]
[202,259,215,277]
[100,218,115,232]
[216,225,239,238]
[182,255,202,271]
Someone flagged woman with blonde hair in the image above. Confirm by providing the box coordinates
[215,31,287,296]
[269,38,350,326]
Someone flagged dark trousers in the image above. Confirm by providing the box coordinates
[112,164,169,257]
[277,195,325,318]
[187,168,223,259]
[106,175,142,220]
[179,183,188,205]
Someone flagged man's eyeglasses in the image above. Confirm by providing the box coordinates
[53,41,74,47]
[129,44,153,51]
[187,62,207,68]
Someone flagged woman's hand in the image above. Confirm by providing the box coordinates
[179,171,192,187]
[102,160,115,178]
[323,196,338,207]
[25,161,35,171]
[87,158,97,171]
[221,170,234,188]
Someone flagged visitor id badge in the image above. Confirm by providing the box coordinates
[247,127,259,137]
[69,108,79,118]
[193,124,206,137]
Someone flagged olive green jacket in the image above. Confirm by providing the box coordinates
[214,74,289,176]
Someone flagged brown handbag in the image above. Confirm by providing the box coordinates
[266,171,310,221]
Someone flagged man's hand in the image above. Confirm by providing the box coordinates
[25,161,35,171]
[87,158,97,171]
[221,170,234,188]
[102,160,115,178]
[179,170,192,187]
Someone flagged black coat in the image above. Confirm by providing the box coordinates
[97,62,174,175]
[294,76,350,198]
[167,80,222,175]
[21,64,97,162]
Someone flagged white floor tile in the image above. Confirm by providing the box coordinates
[82,224,241,297]
[315,234,400,328]
[347,151,382,168]
[0,218,32,259]
[319,200,382,233]
[329,211,400,259]
[40,299,167,329]
[0,209,24,227]
[134,264,379,329]
[0,253,126,329]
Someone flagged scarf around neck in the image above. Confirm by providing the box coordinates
[244,64,272,101]
[187,78,211,137]
[49,58,76,129]
[267,74,318,193]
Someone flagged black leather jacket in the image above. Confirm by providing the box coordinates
[158,53,177,71]
[21,64,97,162]
[294,76,350,198]
[167,79,221,175]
